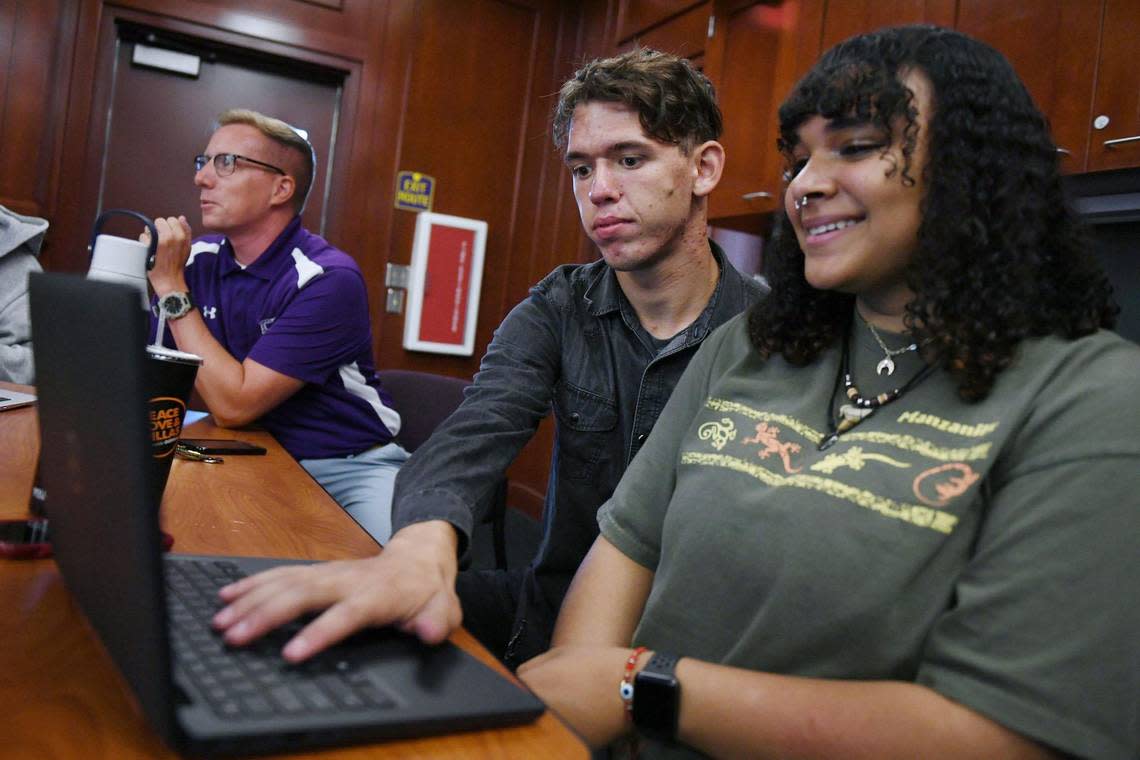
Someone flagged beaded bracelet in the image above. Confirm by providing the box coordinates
[619,646,648,719]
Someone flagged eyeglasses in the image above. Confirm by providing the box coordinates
[194,153,286,177]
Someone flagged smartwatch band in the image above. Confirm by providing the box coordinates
[632,651,681,742]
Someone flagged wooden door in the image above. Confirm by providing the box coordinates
[92,22,343,242]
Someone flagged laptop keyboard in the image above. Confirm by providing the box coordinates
[165,559,396,721]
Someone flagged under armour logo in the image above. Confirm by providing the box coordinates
[259,317,276,335]
[200,305,217,320]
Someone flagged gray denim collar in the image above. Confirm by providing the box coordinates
[584,239,730,332]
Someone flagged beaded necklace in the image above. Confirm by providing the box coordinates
[818,325,937,451]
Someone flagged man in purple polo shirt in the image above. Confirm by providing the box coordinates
[146,108,406,543]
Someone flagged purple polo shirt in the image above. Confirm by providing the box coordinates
[150,216,399,460]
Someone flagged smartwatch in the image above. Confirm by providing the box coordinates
[632,651,681,742]
[157,291,193,321]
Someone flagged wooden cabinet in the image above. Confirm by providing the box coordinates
[617,1,712,64]
[607,0,810,227]
[704,0,1140,228]
[703,1,822,226]
[1086,0,1140,172]
[819,0,954,52]
[704,0,960,228]
[602,0,1139,234]
[813,0,1140,174]
[617,0,704,40]
[960,0,1140,174]
[957,0,1100,173]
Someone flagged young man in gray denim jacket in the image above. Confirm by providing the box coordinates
[213,49,767,668]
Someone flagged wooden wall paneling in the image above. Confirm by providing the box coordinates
[374,0,547,378]
[370,0,576,517]
[485,0,562,326]
[581,0,622,55]
[568,0,620,269]
[500,0,615,517]
[518,0,615,286]
[499,0,577,516]
[0,0,79,228]
[957,0,1101,174]
[503,3,580,309]
[0,7,11,116]
[616,0,706,44]
[51,0,115,273]
[819,0,955,52]
[367,0,603,518]
[345,1,414,376]
[620,2,712,63]
[1086,0,1140,172]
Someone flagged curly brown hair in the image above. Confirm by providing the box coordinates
[551,48,722,154]
[749,25,1117,401]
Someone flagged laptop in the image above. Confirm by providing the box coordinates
[0,387,36,411]
[28,273,544,757]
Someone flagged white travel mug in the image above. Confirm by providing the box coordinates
[87,209,158,309]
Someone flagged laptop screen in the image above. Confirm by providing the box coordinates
[29,272,178,739]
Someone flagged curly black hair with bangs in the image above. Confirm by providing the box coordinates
[748,24,1117,401]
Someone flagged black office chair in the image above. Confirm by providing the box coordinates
[377,369,508,570]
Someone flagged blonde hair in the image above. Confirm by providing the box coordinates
[216,108,315,214]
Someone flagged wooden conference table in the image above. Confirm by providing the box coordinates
[0,382,586,759]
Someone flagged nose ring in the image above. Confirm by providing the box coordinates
[794,195,810,211]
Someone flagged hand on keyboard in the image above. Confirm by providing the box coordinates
[212,521,462,662]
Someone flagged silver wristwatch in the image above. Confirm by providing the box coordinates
[156,291,193,321]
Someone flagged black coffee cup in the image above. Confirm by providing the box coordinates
[146,346,202,509]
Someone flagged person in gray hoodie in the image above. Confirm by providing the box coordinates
[0,205,48,384]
